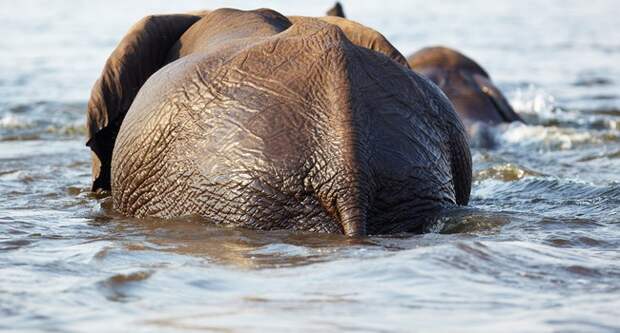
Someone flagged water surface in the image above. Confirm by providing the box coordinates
[1,1,619,332]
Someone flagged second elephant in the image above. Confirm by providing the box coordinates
[409,46,524,147]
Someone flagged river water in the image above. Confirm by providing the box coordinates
[1,1,619,332]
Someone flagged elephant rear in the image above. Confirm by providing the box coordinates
[87,9,472,236]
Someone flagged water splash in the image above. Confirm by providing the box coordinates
[508,84,557,119]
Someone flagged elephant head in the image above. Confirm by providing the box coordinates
[408,47,523,147]
[86,8,471,236]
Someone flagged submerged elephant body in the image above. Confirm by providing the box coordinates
[87,9,471,236]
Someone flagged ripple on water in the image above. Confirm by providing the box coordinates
[426,208,514,234]
[573,76,614,87]
[434,240,620,293]
[0,238,32,251]
[545,235,610,249]
[473,176,620,223]
[499,122,618,151]
[475,163,543,182]
[97,270,154,302]
[0,101,86,141]
[1,1,620,331]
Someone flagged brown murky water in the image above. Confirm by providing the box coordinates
[1,1,619,332]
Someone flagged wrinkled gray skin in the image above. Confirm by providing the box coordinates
[408,47,524,148]
[86,8,472,236]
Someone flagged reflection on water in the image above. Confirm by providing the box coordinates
[97,213,362,269]
[1,0,620,332]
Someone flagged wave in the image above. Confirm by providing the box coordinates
[507,84,620,130]
[498,122,619,150]
[508,84,558,120]
[0,101,86,141]
[474,163,543,182]
[473,175,620,223]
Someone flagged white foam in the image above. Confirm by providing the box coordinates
[499,122,599,150]
[0,113,31,129]
[508,84,557,119]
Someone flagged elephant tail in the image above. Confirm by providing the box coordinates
[320,195,366,237]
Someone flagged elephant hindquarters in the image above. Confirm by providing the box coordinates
[108,15,471,236]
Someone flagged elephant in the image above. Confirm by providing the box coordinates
[86,8,472,237]
[408,47,524,147]
[326,2,346,18]
[321,3,522,148]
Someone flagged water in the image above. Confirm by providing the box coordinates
[1,1,619,331]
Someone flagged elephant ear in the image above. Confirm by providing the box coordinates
[326,2,346,18]
[317,16,409,67]
[87,14,201,192]
[471,73,524,123]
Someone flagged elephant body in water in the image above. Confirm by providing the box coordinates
[86,8,471,236]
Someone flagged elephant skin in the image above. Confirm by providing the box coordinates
[86,8,472,236]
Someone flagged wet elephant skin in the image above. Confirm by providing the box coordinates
[86,9,472,236]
